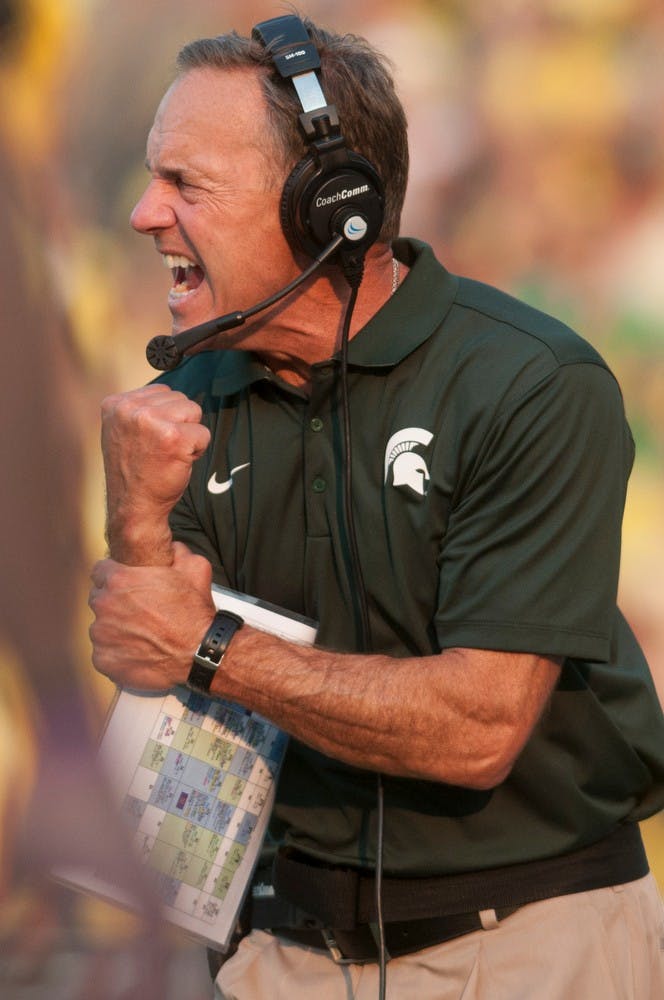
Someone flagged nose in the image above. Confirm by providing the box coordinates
[130,179,177,234]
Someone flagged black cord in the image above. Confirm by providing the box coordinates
[339,279,372,654]
[338,261,387,1000]
[375,773,387,1000]
[244,234,345,320]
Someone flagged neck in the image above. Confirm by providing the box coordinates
[248,242,405,390]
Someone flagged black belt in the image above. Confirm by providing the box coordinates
[273,907,520,962]
[272,822,648,930]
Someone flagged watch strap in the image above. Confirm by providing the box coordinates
[186,610,244,694]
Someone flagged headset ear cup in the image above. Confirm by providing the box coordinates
[280,155,318,259]
[281,152,385,261]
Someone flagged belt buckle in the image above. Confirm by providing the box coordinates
[320,928,356,965]
[321,928,347,964]
[321,925,389,966]
[321,928,363,965]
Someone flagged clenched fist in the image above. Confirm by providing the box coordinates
[101,383,211,564]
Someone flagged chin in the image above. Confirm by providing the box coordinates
[169,311,205,336]
[169,293,218,336]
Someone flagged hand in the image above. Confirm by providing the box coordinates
[101,384,211,563]
[89,542,215,691]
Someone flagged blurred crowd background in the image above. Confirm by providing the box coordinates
[1,0,663,996]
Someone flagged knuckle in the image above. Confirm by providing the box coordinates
[191,551,211,573]
[133,403,158,431]
[100,393,122,418]
[159,423,183,451]
[90,648,109,678]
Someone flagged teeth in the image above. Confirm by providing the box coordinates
[162,253,196,269]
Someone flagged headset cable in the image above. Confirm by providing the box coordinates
[339,262,388,1000]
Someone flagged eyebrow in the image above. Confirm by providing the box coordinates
[144,158,209,186]
[144,158,180,178]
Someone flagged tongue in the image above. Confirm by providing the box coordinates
[174,265,204,291]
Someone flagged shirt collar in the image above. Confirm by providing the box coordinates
[204,238,456,395]
[210,352,274,397]
[339,238,458,369]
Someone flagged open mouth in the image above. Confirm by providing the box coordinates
[162,253,205,297]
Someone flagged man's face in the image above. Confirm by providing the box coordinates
[131,67,298,337]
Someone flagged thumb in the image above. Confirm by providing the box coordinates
[171,542,213,590]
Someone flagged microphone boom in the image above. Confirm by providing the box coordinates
[145,234,345,371]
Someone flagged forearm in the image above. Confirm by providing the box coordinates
[105,500,174,566]
[212,628,561,789]
[89,554,561,788]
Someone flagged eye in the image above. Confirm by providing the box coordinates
[174,176,199,199]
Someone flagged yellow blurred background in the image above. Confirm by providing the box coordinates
[1,0,663,993]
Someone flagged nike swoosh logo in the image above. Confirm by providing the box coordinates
[207,463,250,495]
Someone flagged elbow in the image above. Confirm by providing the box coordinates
[456,701,539,789]
[396,715,529,789]
[432,734,520,791]
[463,756,514,791]
[417,751,514,790]
[462,727,527,789]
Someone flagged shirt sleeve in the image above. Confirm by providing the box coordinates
[169,488,230,588]
[435,361,635,661]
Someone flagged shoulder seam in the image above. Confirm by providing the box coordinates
[453,297,584,363]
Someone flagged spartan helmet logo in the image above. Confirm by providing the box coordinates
[384,428,434,497]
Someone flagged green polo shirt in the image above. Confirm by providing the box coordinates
[158,238,664,875]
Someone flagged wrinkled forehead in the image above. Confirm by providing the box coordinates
[149,66,274,158]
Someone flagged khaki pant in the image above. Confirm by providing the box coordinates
[215,874,664,999]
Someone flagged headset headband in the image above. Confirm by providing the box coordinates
[252,15,339,141]
[251,15,385,270]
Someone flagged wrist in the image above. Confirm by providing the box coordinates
[105,505,174,565]
[186,610,244,695]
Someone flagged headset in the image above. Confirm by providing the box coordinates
[252,14,384,273]
[146,13,385,371]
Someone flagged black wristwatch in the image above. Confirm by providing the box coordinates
[186,610,244,695]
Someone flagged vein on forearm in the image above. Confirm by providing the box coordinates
[214,628,531,785]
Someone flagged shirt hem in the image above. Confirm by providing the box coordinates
[435,619,609,662]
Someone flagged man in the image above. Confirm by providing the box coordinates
[89,16,664,1000]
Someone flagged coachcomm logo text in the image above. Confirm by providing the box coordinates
[315,184,370,208]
